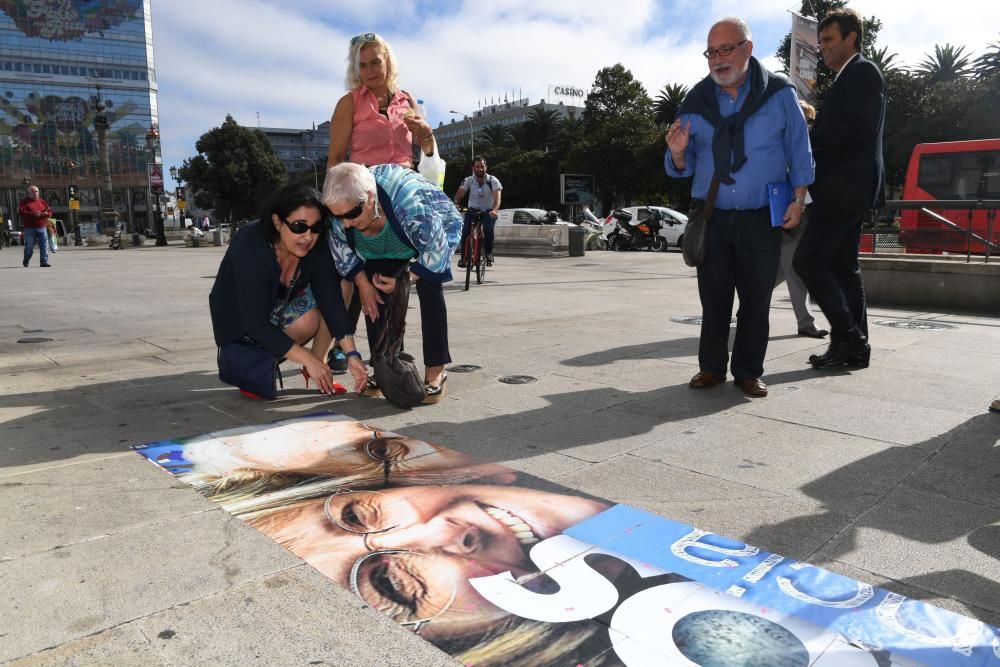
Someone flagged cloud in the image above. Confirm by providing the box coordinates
[152,0,1000,185]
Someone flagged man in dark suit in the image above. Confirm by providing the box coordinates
[793,8,885,369]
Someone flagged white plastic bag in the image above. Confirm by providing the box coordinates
[417,139,446,190]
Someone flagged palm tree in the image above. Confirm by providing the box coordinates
[477,123,515,148]
[653,83,689,126]
[916,43,973,83]
[868,46,904,75]
[522,108,562,151]
[974,36,1000,79]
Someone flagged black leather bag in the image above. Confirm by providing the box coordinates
[682,177,720,268]
[372,271,426,409]
[216,269,298,399]
[218,338,283,399]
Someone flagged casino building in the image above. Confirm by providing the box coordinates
[0,1,160,232]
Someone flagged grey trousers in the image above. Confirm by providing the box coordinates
[774,215,823,330]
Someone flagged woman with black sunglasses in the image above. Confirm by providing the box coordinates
[209,183,369,396]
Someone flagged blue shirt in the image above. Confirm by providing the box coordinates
[665,77,814,210]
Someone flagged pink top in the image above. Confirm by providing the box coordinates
[350,87,414,166]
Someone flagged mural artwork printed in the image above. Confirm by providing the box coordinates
[134,413,1000,667]
[0,1,149,182]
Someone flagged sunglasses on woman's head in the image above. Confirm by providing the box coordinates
[282,218,327,235]
[335,200,366,220]
[351,32,376,46]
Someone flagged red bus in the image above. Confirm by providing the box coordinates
[898,139,1000,254]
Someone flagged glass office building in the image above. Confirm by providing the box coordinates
[0,0,159,232]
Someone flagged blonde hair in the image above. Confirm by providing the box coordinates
[345,33,398,92]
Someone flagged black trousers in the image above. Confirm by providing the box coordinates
[792,204,868,341]
[697,208,782,381]
[360,258,451,367]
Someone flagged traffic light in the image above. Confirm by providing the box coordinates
[68,183,78,199]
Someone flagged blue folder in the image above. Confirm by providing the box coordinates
[767,181,793,227]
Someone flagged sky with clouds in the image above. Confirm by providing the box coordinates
[150,0,1000,188]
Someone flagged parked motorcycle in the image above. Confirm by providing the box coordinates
[604,209,635,251]
[604,208,666,251]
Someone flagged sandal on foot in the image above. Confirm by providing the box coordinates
[422,373,447,404]
[360,377,383,398]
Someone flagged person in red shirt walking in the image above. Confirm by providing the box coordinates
[18,186,52,267]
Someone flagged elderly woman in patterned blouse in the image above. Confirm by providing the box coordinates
[322,162,461,402]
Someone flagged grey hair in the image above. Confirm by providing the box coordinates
[713,16,752,41]
[322,162,375,208]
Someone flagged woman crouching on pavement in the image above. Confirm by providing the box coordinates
[322,162,461,402]
[209,183,369,396]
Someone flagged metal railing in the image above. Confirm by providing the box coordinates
[864,199,1000,263]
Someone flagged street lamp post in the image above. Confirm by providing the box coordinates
[449,111,474,162]
[145,126,167,246]
[300,156,319,190]
[93,84,119,235]
[170,165,186,230]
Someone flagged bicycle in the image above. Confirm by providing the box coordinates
[459,208,490,291]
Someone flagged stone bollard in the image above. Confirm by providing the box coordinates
[213,229,223,246]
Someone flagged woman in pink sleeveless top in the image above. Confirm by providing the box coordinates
[327,33,435,168]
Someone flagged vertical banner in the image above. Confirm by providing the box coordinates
[147,163,164,195]
[790,12,818,103]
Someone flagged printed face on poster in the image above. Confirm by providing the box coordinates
[148,163,164,194]
[133,413,1000,667]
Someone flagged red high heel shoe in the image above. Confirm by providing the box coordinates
[301,367,347,394]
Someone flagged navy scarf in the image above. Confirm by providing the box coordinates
[677,56,792,185]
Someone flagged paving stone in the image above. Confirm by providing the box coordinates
[742,386,974,448]
[4,624,163,667]
[0,510,299,662]
[816,485,1000,615]
[131,566,456,667]
[0,454,213,558]
[630,413,928,514]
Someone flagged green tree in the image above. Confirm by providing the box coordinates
[521,108,563,151]
[477,123,516,149]
[583,64,652,130]
[179,115,285,223]
[570,65,664,211]
[974,36,1000,79]
[652,83,690,126]
[916,43,973,83]
[868,46,904,75]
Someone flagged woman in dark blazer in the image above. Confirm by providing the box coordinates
[209,184,368,395]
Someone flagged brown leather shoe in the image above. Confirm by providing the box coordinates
[735,378,768,397]
[689,371,725,389]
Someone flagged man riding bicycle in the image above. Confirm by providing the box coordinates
[453,156,502,267]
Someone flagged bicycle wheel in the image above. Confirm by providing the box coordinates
[476,235,487,284]
[464,236,475,291]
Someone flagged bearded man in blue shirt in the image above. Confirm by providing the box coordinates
[665,16,814,398]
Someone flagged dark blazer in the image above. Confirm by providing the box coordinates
[209,220,352,357]
[809,53,886,213]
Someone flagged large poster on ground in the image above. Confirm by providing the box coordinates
[134,413,1000,666]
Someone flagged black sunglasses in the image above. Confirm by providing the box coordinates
[351,32,376,46]
[282,218,327,235]
[335,200,366,220]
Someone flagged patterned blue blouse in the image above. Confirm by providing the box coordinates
[327,164,462,284]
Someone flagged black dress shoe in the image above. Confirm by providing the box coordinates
[810,337,869,369]
[798,326,828,338]
[845,347,871,368]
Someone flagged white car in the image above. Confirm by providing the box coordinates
[602,206,688,250]
[495,208,571,226]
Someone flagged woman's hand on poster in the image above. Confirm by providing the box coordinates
[302,354,337,394]
[347,355,369,393]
